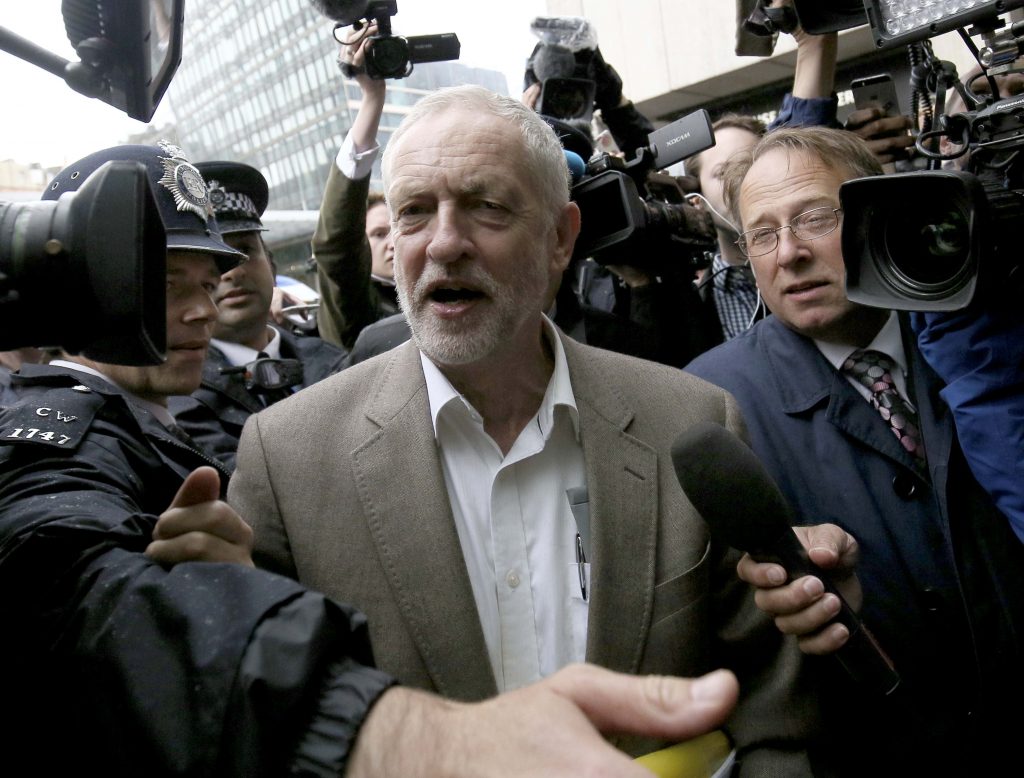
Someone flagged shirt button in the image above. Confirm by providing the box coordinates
[506,570,520,589]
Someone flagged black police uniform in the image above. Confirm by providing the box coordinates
[0,363,394,774]
[169,324,346,470]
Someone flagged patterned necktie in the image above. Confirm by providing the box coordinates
[842,349,926,465]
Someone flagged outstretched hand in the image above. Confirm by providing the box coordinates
[348,663,739,777]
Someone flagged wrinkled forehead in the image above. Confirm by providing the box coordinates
[391,109,523,166]
[739,148,848,220]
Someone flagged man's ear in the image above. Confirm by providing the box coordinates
[552,201,581,275]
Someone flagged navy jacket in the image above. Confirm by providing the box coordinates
[170,325,346,470]
[686,314,1024,775]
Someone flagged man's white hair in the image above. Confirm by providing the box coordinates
[381,85,571,217]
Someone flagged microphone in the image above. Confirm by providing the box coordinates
[532,43,578,82]
[670,421,900,697]
[564,150,586,184]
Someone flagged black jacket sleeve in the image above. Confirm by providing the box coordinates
[0,385,394,776]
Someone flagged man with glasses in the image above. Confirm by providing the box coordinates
[685,126,1024,775]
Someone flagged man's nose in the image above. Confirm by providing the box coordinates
[186,289,219,323]
[426,206,470,264]
[774,227,812,268]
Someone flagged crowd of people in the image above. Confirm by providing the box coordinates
[1,3,1022,776]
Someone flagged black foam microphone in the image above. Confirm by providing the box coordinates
[671,421,900,697]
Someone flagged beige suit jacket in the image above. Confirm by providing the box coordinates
[229,333,815,769]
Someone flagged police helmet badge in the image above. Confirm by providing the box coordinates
[157,140,213,222]
[207,179,228,207]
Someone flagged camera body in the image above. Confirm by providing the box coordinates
[841,28,1024,310]
[788,2,1024,310]
[312,0,460,80]
[363,29,461,80]
[0,162,167,363]
[571,110,717,272]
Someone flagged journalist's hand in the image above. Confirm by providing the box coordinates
[736,523,862,655]
[845,107,916,165]
[347,664,738,778]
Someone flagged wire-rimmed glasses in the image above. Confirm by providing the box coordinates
[736,207,843,257]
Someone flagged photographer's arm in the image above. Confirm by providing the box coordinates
[769,1,840,129]
[591,48,655,156]
[313,28,387,350]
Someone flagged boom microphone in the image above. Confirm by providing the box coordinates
[670,421,900,697]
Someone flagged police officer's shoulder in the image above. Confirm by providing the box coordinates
[0,367,135,451]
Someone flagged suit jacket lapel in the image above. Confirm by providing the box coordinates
[562,335,659,674]
[351,342,497,700]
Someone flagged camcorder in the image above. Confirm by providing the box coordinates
[0,162,167,365]
[571,110,718,273]
[311,0,460,80]
[0,1,180,364]
[525,16,601,125]
[792,1,1024,310]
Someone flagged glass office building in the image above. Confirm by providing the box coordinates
[161,0,505,275]
[165,0,506,212]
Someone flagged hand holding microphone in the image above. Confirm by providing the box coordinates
[736,522,864,656]
[671,421,900,696]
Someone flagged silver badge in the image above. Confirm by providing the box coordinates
[157,140,212,222]
[207,178,227,206]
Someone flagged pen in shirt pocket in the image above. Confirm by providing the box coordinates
[567,486,590,602]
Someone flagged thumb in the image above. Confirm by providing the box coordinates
[549,665,738,741]
[168,466,222,509]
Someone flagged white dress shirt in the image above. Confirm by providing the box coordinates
[211,326,282,366]
[335,130,379,180]
[421,318,588,692]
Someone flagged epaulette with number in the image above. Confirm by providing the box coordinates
[0,382,108,451]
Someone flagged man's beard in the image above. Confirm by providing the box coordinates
[396,258,546,367]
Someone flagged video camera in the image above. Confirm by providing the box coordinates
[0,162,167,365]
[0,2,180,364]
[0,0,184,122]
[572,110,718,272]
[310,0,460,80]
[794,1,1024,310]
[525,16,603,125]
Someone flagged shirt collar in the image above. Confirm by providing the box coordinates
[211,326,281,366]
[421,315,580,442]
[711,252,755,292]
[49,359,176,427]
[814,311,905,374]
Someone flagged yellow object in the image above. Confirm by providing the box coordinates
[634,730,733,778]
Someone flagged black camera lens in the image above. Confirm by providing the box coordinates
[367,35,409,78]
[879,201,973,292]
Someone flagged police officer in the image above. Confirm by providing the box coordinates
[0,142,395,774]
[169,161,346,470]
